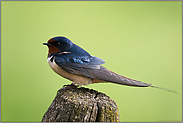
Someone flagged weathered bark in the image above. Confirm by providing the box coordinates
[42,84,120,122]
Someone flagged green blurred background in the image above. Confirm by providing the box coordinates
[1,1,182,122]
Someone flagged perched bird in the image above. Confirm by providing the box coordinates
[43,36,178,93]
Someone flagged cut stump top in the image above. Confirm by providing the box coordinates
[42,84,120,122]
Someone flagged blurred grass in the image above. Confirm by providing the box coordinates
[1,1,182,122]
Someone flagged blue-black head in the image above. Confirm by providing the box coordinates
[43,36,90,56]
[43,36,73,53]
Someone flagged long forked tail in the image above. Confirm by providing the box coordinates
[108,70,179,93]
[108,71,179,93]
[95,67,179,93]
[108,73,179,93]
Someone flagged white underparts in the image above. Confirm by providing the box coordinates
[47,56,93,85]
[47,55,53,62]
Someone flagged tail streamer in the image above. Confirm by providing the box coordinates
[150,85,179,94]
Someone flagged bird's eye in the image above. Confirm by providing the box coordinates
[57,42,61,45]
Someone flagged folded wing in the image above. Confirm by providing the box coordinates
[55,53,151,87]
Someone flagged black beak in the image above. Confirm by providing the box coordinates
[43,43,52,46]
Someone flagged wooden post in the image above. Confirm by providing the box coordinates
[41,84,120,122]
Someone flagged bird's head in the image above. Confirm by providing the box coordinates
[43,36,73,55]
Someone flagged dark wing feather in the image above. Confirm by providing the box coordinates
[55,53,151,87]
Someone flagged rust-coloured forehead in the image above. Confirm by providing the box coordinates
[48,38,55,43]
[46,38,60,56]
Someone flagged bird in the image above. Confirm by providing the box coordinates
[43,36,178,93]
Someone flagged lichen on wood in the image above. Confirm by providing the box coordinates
[41,84,120,122]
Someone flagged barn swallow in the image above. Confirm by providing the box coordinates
[43,36,178,93]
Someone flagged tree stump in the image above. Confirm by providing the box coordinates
[41,84,120,122]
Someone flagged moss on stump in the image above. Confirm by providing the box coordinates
[41,84,120,122]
